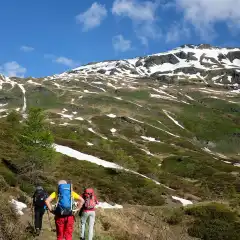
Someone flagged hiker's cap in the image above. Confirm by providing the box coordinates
[36,186,43,190]
[58,180,67,185]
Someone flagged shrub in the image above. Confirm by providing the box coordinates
[186,202,240,240]
[164,207,184,225]
[0,194,30,240]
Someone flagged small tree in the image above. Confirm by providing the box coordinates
[18,108,55,179]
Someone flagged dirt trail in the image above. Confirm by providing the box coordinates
[21,208,81,240]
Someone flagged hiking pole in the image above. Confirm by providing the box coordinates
[47,210,56,232]
[32,207,35,231]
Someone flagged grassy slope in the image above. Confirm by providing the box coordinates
[0,76,240,239]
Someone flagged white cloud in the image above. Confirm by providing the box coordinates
[44,54,79,68]
[166,23,190,43]
[54,57,79,68]
[0,61,26,77]
[20,45,34,52]
[112,0,156,21]
[76,2,107,31]
[176,0,240,38]
[113,35,132,52]
[112,0,161,46]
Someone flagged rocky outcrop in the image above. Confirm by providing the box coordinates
[143,54,179,68]
[175,51,198,61]
[226,51,240,62]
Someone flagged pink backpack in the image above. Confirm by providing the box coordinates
[83,188,96,210]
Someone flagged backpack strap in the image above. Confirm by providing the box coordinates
[70,181,73,211]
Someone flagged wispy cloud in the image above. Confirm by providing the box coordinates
[113,35,132,52]
[166,22,190,43]
[20,45,35,52]
[0,61,26,77]
[176,0,240,39]
[112,0,161,46]
[44,54,79,68]
[76,2,107,31]
[54,57,79,68]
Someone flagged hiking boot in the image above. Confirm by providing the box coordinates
[35,228,40,236]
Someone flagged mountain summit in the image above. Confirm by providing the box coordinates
[51,45,240,87]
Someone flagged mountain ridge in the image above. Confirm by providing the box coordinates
[47,44,240,87]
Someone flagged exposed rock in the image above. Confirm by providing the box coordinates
[226,51,240,62]
[175,51,198,61]
[144,54,179,68]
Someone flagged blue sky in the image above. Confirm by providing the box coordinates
[0,0,240,77]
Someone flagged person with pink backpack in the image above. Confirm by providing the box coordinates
[80,188,99,240]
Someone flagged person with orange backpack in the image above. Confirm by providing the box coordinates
[80,188,99,240]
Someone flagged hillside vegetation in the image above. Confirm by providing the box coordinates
[0,44,240,239]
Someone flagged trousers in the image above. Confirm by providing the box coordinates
[55,215,75,240]
[34,207,45,230]
[81,211,96,240]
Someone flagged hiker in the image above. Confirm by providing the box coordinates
[80,188,99,240]
[45,180,84,240]
[32,186,48,235]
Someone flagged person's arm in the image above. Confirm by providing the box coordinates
[74,192,84,210]
[45,193,55,213]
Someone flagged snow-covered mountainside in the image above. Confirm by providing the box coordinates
[54,44,240,87]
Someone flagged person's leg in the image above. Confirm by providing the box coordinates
[88,211,96,240]
[34,208,40,230]
[81,212,88,239]
[64,216,74,240]
[39,208,45,230]
[55,216,65,240]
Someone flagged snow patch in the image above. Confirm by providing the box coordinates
[18,84,27,112]
[223,160,231,164]
[172,196,193,206]
[141,148,154,156]
[88,128,96,134]
[27,80,41,86]
[185,95,195,101]
[110,128,117,133]
[106,114,117,118]
[59,113,74,120]
[87,142,94,146]
[114,97,122,100]
[0,103,8,107]
[75,117,84,121]
[10,199,27,215]
[60,123,70,126]
[96,202,123,209]
[141,136,161,142]
[163,110,185,129]
[54,144,172,189]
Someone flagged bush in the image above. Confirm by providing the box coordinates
[0,194,30,240]
[186,202,240,240]
[0,176,8,192]
[164,207,184,225]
